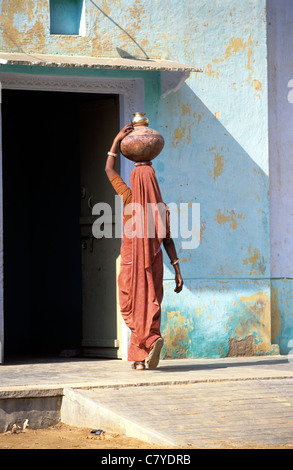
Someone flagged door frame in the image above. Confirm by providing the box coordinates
[0,72,144,362]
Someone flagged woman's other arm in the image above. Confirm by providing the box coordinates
[163,237,184,293]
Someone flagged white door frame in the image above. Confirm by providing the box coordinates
[0,72,144,362]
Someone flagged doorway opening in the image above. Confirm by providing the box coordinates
[2,89,121,359]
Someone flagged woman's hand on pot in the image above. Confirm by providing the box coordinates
[114,124,133,143]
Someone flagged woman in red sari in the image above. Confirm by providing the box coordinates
[105,125,183,370]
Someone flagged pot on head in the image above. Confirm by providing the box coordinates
[120,113,164,162]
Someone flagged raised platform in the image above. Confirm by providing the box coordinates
[1,355,293,448]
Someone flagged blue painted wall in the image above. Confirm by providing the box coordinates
[153,0,273,357]
[0,0,290,358]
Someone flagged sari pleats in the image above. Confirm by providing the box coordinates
[111,166,169,361]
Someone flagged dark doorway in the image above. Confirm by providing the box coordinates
[2,89,120,358]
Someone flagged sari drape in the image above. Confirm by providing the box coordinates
[110,165,169,361]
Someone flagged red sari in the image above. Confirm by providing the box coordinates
[110,165,170,361]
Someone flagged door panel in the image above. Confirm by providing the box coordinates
[79,97,121,358]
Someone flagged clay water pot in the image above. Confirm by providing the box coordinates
[120,113,164,162]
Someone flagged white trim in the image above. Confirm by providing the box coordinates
[0,72,143,361]
[79,0,86,36]
[0,72,143,118]
[160,70,191,98]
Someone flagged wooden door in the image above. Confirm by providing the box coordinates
[79,96,121,358]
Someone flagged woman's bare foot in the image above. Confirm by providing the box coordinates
[131,361,145,370]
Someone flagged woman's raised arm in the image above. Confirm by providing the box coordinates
[105,124,133,179]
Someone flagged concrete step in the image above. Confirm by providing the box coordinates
[61,378,293,448]
[1,356,293,447]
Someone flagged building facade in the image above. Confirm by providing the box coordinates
[0,0,291,362]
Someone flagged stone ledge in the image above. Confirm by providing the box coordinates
[0,387,64,399]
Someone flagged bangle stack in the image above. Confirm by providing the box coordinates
[171,258,179,266]
[108,151,117,157]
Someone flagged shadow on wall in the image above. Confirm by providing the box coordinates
[158,82,269,281]
[155,81,274,358]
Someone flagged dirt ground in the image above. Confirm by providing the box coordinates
[0,422,166,449]
[0,422,293,450]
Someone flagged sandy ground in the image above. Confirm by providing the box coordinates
[0,422,166,449]
[0,422,293,450]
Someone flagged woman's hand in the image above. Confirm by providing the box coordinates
[162,237,183,294]
[174,272,183,293]
[105,124,133,179]
[114,124,133,144]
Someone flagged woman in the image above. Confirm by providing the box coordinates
[105,124,183,370]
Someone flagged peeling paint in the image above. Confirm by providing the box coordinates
[163,310,193,358]
[0,0,277,360]
[172,110,195,148]
[162,279,275,359]
[212,153,224,180]
[243,247,266,275]
[204,63,220,79]
[205,34,254,81]
[253,79,262,91]
[228,291,276,355]
[227,335,256,356]
[215,208,246,230]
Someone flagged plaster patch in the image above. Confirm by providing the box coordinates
[172,114,195,148]
[227,335,256,356]
[235,291,272,354]
[173,124,185,142]
[204,63,219,79]
[207,144,227,180]
[253,79,262,91]
[212,153,224,180]
[242,246,266,275]
[225,291,274,356]
[0,0,44,51]
[164,310,192,358]
[252,79,262,99]
[215,208,245,230]
[181,102,191,116]
[208,34,254,80]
